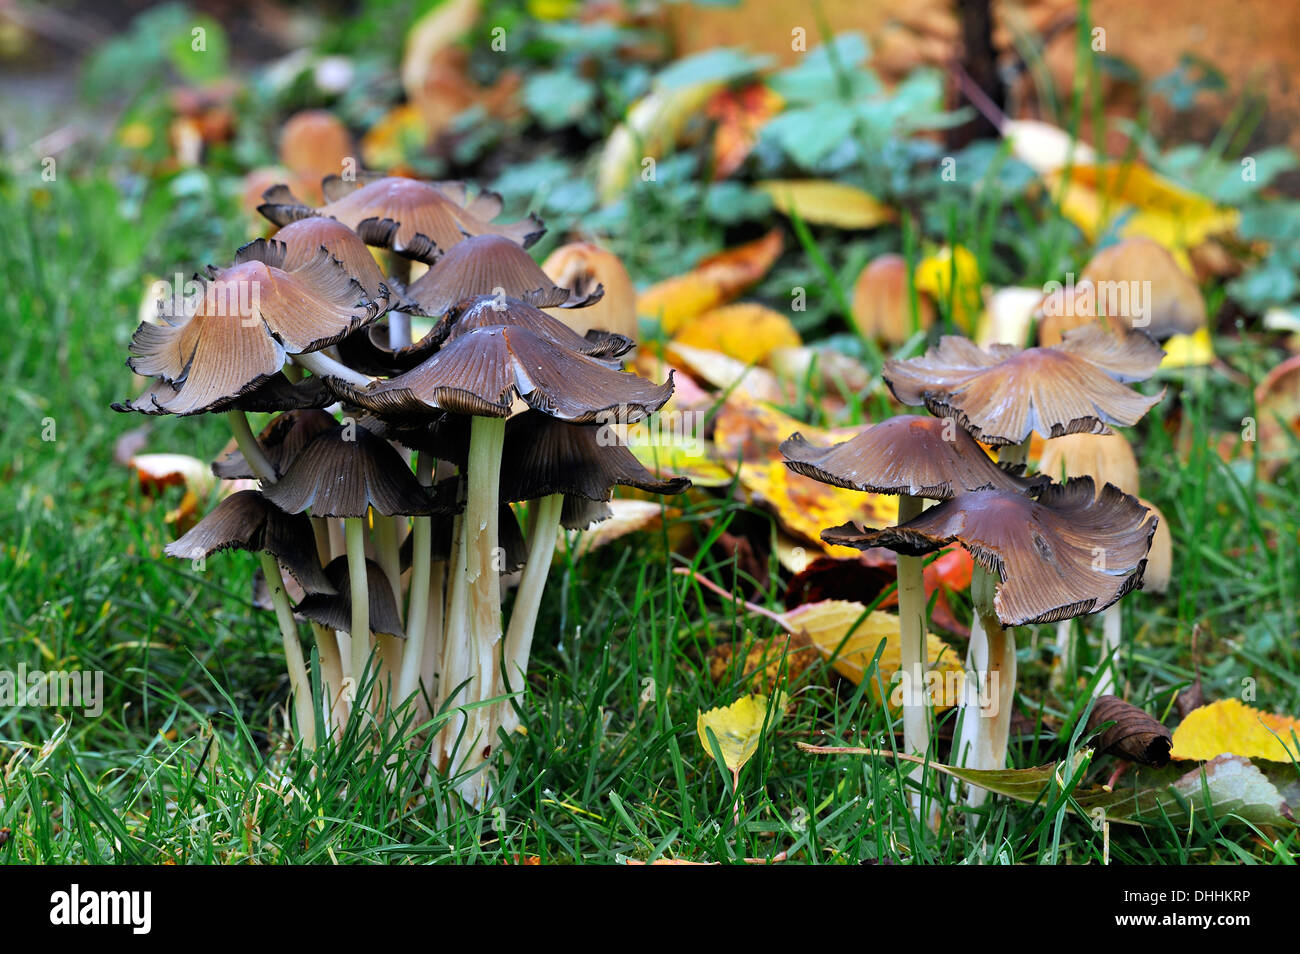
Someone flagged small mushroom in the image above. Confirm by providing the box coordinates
[850,253,934,345]
[540,241,639,342]
[1079,237,1206,340]
[296,557,405,639]
[248,216,390,302]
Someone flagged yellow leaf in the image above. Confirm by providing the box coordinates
[1160,326,1215,368]
[914,245,981,333]
[670,302,801,366]
[361,103,427,171]
[756,179,895,229]
[738,461,896,559]
[598,82,722,203]
[697,693,784,771]
[638,230,784,333]
[781,601,964,709]
[1171,698,1300,762]
[1047,163,1239,256]
[628,440,734,488]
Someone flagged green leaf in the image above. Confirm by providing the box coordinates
[524,70,596,129]
[762,104,856,169]
[654,48,771,91]
[167,14,229,84]
[767,34,877,104]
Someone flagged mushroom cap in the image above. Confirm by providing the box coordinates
[261,423,448,517]
[1138,497,1171,593]
[883,323,1165,445]
[113,372,333,418]
[850,253,935,345]
[164,490,334,595]
[127,253,379,415]
[212,408,339,480]
[401,233,602,317]
[499,412,691,503]
[823,478,1155,625]
[250,216,389,302]
[1079,237,1206,340]
[1037,431,1140,496]
[278,110,354,186]
[258,175,544,262]
[295,557,404,637]
[541,242,639,341]
[781,414,1047,499]
[337,321,672,422]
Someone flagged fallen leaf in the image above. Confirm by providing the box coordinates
[1160,326,1215,368]
[1087,695,1173,767]
[707,83,784,180]
[599,81,723,203]
[738,461,896,559]
[781,600,963,708]
[755,179,895,229]
[667,343,788,404]
[638,230,784,333]
[707,630,817,695]
[697,693,784,772]
[913,245,981,333]
[1171,697,1300,763]
[1002,118,1098,174]
[670,302,801,366]
[568,500,672,556]
[361,103,428,171]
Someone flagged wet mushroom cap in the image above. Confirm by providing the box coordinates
[112,372,333,418]
[781,415,1047,499]
[212,408,340,479]
[823,478,1155,625]
[401,234,602,317]
[337,322,673,422]
[499,412,691,503]
[883,324,1165,445]
[1037,431,1140,496]
[259,175,544,262]
[295,556,404,637]
[164,489,334,595]
[261,423,448,517]
[127,253,379,415]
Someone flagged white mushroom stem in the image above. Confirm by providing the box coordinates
[229,410,277,485]
[1095,605,1122,697]
[398,453,435,706]
[344,515,373,707]
[958,566,1017,807]
[293,349,374,388]
[500,492,564,734]
[258,551,316,750]
[437,416,507,799]
[371,512,404,706]
[309,621,348,734]
[420,562,445,710]
[388,312,412,351]
[894,494,931,813]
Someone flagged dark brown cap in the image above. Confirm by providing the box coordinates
[823,478,1155,625]
[781,415,1047,499]
[113,372,333,418]
[211,408,339,479]
[295,556,404,637]
[883,324,1165,445]
[164,489,334,595]
[261,423,448,517]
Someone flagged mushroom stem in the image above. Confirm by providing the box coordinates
[344,515,373,709]
[894,494,932,812]
[309,621,348,734]
[420,562,445,709]
[387,253,412,349]
[371,513,404,705]
[398,453,435,706]
[500,492,564,733]
[229,410,277,484]
[1051,618,1074,687]
[257,551,316,749]
[957,567,1017,805]
[1095,605,1122,697]
[293,349,374,388]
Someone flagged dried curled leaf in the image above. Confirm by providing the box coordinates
[1087,695,1172,767]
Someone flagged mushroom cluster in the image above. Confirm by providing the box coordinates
[116,171,688,801]
[783,323,1166,804]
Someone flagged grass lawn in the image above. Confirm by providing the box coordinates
[0,164,1297,865]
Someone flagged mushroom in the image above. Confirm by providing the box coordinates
[164,490,337,747]
[781,416,1045,795]
[825,479,1155,787]
[850,253,934,345]
[1078,237,1206,340]
[248,216,390,302]
[261,422,446,707]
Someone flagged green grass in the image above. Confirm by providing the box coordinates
[1,169,1297,865]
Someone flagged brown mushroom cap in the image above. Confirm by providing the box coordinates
[278,110,354,188]
[212,408,339,480]
[127,253,380,415]
[850,253,935,345]
[337,321,672,422]
[883,324,1165,445]
[823,478,1155,625]
[261,423,447,517]
[248,216,390,302]
[541,242,638,341]
[113,372,333,418]
[258,175,544,262]
[164,490,334,595]
[781,415,1047,499]
[1079,237,1206,340]
[1037,431,1140,496]
[499,412,691,503]
[401,233,602,317]
[295,557,404,637]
